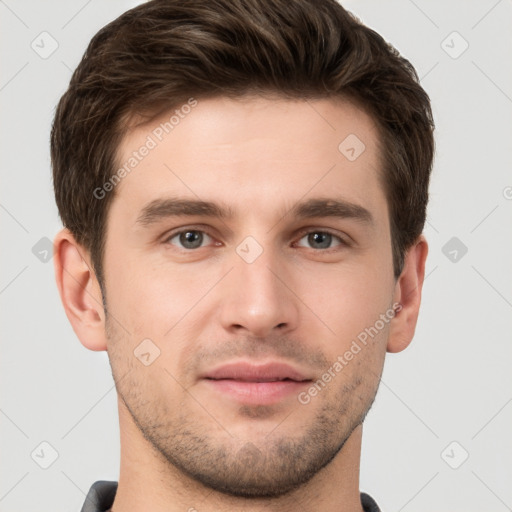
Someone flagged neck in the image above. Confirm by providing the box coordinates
[111,400,365,512]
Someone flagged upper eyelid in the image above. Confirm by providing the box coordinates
[294,226,349,240]
[163,225,215,241]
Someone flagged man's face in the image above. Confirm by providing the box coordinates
[103,96,396,497]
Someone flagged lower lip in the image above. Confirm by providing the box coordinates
[203,379,310,405]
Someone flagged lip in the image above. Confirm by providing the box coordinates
[201,361,312,405]
[203,361,311,382]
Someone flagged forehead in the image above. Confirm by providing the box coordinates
[111,95,386,226]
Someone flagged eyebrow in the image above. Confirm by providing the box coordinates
[135,196,374,227]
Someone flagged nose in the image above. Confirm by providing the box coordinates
[218,245,300,339]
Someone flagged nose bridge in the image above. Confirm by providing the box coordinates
[219,236,299,336]
[237,240,281,295]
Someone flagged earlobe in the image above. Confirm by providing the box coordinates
[387,235,428,353]
[53,228,108,351]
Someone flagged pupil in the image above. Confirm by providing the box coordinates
[181,231,202,248]
[309,232,331,249]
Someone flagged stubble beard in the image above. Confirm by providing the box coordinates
[106,318,379,499]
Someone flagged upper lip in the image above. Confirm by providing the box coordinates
[202,361,311,382]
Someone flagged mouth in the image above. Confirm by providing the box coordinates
[201,361,313,405]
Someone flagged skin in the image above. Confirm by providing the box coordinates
[54,96,428,512]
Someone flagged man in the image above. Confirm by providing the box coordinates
[51,0,434,510]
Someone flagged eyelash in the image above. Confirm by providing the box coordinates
[162,226,350,252]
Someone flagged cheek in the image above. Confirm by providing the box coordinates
[104,252,205,336]
[296,256,394,345]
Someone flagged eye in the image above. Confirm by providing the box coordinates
[165,229,213,250]
[295,230,348,251]
[162,227,349,252]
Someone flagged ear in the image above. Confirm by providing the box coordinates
[387,235,428,353]
[53,228,108,351]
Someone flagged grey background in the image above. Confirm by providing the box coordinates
[1,1,511,510]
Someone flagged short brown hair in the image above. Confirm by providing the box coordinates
[51,0,434,286]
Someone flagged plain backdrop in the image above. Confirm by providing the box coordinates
[1,1,511,511]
